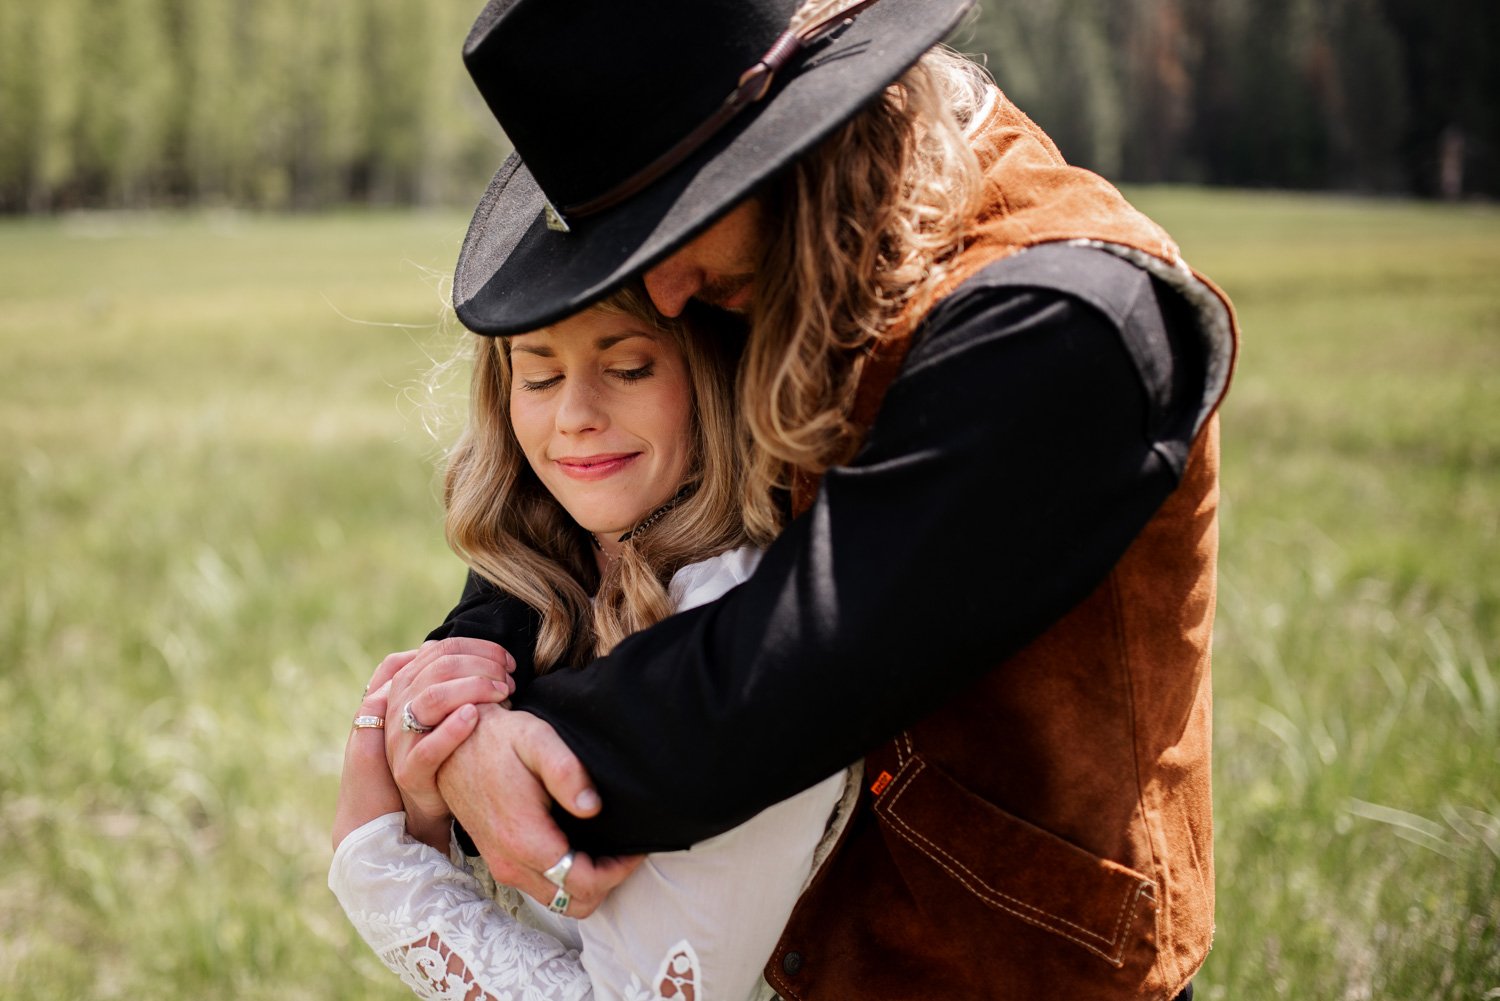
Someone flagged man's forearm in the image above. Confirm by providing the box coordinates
[436,703,512,856]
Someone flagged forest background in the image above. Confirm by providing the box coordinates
[2,0,1499,213]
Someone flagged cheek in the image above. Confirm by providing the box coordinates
[508,398,549,464]
[655,378,696,474]
[706,200,762,266]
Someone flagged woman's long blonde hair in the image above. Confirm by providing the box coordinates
[738,23,992,539]
[443,288,758,671]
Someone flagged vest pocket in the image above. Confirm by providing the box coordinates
[872,754,1157,967]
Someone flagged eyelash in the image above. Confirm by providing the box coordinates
[518,363,654,393]
[616,363,654,382]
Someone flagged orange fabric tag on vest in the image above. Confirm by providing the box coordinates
[870,771,894,796]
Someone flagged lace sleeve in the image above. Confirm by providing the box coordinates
[331,813,600,1001]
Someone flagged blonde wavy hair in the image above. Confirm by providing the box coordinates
[443,288,758,671]
[738,14,992,539]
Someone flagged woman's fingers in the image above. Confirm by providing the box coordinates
[391,638,517,697]
[341,641,515,855]
[366,649,420,696]
[397,703,480,784]
[359,679,392,717]
[385,668,511,849]
[411,653,518,695]
[390,700,488,852]
[387,642,518,745]
[407,675,512,731]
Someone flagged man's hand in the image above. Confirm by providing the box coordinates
[437,705,642,918]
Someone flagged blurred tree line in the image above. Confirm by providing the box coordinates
[1,0,1495,212]
[971,0,1499,198]
[0,0,497,211]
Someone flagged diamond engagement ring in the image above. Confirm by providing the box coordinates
[542,850,575,888]
[352,715,385,730]
[400,701,434,734]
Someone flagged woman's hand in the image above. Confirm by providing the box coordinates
[384,639,518,850]
[332,658,412,851]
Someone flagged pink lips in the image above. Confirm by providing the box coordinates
[553,452,639,481]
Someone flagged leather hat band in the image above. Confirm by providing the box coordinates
[557,0,883,223]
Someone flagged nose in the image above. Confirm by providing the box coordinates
[555,377,608,435]
[643,259,703,318]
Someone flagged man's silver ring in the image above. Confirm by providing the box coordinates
[547,887,571,914]
[542,850,575,889]
[400,701,434,734]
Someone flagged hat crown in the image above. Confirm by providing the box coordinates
[464,0,801,212]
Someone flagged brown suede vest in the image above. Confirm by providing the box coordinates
[764,95,1238,1000]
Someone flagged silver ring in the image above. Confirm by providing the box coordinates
[547,887,571,914]
[400,701,434,734]
[542,850,575,889]
[352,715,385,730]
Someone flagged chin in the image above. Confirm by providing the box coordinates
[574,511,628,538]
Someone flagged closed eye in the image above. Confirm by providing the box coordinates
[518,374,562,392]
[613,363,655,383]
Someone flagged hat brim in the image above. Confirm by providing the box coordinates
[454,0,974,335]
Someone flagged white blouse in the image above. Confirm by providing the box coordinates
[330,547,851,1001]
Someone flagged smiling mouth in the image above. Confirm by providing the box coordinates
[555,453,640,480]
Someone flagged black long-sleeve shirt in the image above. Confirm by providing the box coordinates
[429,244,1218,854]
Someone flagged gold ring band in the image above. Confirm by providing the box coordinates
[352,715,385,730]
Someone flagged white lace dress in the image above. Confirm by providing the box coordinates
[330,547,855,1001]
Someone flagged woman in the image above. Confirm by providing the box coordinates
[329,287,852,1001]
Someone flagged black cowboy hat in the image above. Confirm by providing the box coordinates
[453,0,975,336]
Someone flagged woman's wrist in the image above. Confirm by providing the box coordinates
[404,807,454,854]
[333,715,403,851]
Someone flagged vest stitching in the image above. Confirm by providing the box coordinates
[895,730,914,767]
[881,761,1149,965]
[878,759,1154,966]
[1109,569,1172,983]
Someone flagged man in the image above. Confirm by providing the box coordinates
[388,0,1237,996]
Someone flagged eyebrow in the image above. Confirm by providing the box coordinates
[510,330,656,357]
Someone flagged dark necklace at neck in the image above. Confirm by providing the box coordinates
[589,485,693,551]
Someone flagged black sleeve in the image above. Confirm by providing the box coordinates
[503,248,1213,854]
[426,570,543,690]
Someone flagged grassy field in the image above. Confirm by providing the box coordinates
[2,192,1496,999]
